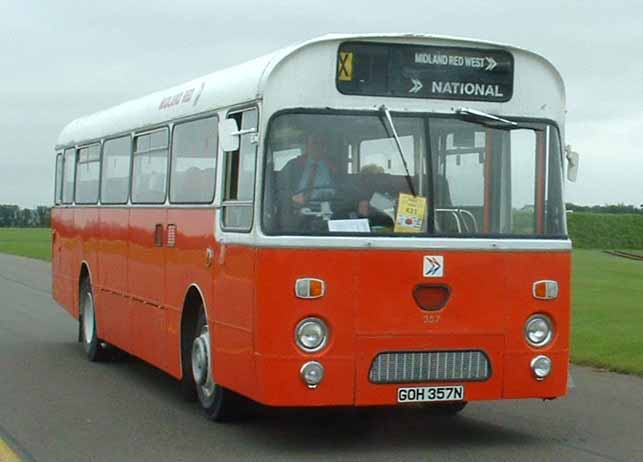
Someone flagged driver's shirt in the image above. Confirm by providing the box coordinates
[296,158,334,200]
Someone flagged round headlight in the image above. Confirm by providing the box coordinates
[531,355,552,380]
[295,317,328,352]
[525,314,554,347]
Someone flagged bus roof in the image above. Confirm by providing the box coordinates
[56,33,564,149]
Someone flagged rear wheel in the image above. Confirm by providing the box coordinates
[79,279,108,362]
[190,309,238,421]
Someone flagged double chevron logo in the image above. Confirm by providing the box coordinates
[423,256,444,277]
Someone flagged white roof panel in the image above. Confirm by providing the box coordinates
[56,33,564,149]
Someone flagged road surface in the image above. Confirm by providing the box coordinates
[0,253,641,462]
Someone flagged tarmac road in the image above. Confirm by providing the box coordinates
[0,252,642,462]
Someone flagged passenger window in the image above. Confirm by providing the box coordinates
[132,128,169,204]
[222,108,258,230]
[62,148,76,204]
[170,116,218,203]
[54,153,63,205]
[75,144,101,204]
[444,152,484,207]
[101,136,131,204]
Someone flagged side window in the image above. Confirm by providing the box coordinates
[54,153,63,205]
[170,116,218,203]
[222,108,258,230]
[101,136,131,204]
[75,144,101,204]
[271,148,301,172]
[62,148,76,204]
[509,130,537,234]
[132,128,169,204]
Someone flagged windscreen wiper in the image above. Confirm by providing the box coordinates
[455,107,542,131]
[378,105,417,196]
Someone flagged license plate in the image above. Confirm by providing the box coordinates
[397,385,465,403]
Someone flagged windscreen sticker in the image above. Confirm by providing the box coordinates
[394,193,427,233]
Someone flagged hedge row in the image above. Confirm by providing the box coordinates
[567,212,643,249]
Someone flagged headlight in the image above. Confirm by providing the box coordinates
[531,355,552,380]
[525,314,554,347]
[295,317,328,352]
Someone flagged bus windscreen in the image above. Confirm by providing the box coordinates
[336,42,514,102]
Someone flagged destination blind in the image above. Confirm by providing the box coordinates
[336,42,514,102]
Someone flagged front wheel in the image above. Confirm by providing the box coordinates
[79,279,108,362]
[190,310,239,421]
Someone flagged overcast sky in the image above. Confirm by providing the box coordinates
[1,0,641,208]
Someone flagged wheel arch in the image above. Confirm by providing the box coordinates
[180,283,210,379]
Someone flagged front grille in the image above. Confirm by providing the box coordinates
[369,350,491,384]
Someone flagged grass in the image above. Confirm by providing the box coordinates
[0,228,641,375]
[0,227,51,261]
[571,250,643,376]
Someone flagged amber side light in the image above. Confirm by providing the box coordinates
[413,285,451,311]
[534,283,547,299]
[309,280,324,298]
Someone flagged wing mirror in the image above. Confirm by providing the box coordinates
[219,118,240,152]
[565,145,579,182]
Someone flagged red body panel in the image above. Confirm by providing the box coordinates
[96,208,130,351]
[52,206,571,407]
[127,209,167,368]
[252,248,570,406]
[52,207,78,317]
[165,209,217,379]
[211,242,257,398]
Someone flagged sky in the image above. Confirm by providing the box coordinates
[1,0,641,208]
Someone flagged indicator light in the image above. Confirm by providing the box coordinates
[295,278,325,299]
[533,280,559,300]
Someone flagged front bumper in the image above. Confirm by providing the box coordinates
[252,334,568,407]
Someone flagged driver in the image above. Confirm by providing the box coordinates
[281,131,337,207]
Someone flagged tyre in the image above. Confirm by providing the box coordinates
[189,309,238,421]
[79,278,108,362]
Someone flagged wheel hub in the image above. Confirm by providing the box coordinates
[82,293,95,342]
[192,332,210,386]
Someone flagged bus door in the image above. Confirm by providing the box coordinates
[127,128,170,367]
[212,107,258,395]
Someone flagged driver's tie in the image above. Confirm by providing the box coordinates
[304,160,319,201]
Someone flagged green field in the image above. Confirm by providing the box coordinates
[0,227,641,376]
[0,227,51,261]
[571,250,643,376]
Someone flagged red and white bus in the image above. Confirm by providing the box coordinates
[52,34,576,421]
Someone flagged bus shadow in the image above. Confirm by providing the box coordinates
[56,341,187,403]
[243,405,539,454]
[57,341,539,455]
